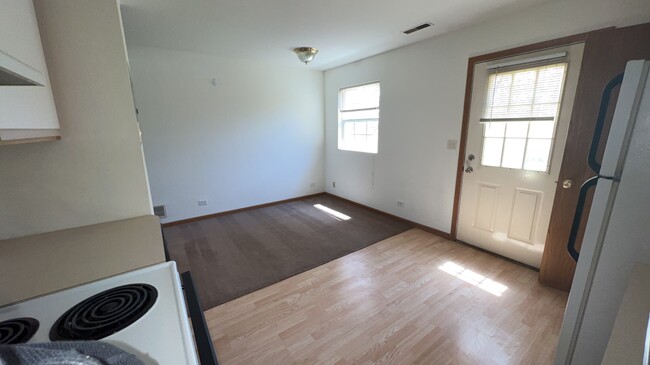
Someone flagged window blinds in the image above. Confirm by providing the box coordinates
[481,63,567,122]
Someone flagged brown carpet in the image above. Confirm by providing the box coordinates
[163,194,413,310]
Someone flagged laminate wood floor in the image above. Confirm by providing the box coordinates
[205,229,568,365]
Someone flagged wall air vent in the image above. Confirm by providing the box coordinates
[153,204,167,218]
[403,22,433,35]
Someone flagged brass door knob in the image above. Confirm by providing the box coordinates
[562,179,575,189]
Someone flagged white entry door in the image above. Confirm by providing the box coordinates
[457,44,584,268]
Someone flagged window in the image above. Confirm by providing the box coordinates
[480,62,567,172]
[338,82,380,153]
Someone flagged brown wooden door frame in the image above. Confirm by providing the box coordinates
[537,23,650,290]
[450,31,593,239]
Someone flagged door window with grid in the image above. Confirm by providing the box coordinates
[480,63,567,172]
[338,82,380,154]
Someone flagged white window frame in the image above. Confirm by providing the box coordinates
[338,82,380,154]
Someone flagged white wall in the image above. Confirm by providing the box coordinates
[0,0,153,240]
[324,0,650,233]
[127,46,324,223]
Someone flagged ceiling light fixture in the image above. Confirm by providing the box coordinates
[293,47,318,65]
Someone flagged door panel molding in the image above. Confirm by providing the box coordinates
[473,183,499,232]
[508,188,543,243]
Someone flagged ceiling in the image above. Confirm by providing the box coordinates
[119,0,549,71]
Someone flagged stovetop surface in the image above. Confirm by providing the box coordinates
[0,261,198,365]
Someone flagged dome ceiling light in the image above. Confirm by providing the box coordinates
[293,47,318,65]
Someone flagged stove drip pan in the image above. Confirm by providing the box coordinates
[0,317,40,345]
[49,283,157,341]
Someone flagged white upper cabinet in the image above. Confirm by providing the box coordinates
[0,0,46,75]
[0,0,60,143]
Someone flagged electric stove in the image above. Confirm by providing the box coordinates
[0,261,199,364]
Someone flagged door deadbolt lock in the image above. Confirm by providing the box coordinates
[465,154,475,173]
[562,179,575,189]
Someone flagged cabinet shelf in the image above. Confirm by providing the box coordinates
[0,128,61,145]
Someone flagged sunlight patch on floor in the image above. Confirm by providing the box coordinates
[314,204,351,221]
[439,261,508,296]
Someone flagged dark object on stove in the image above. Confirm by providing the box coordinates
[0,341,145,364]
[49,284,157,341]
[0,318,39,345]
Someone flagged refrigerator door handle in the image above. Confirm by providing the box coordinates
[569,72,627,262]
[588,73,625,174]
[567,176,600,261]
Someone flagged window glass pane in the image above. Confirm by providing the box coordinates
[339,119,379,153]
[528,121,555,139]
[524,139,553,171]
[481,138,503,167]
[501,138,526,169]
[483,122,506,137]
[366,135,378,153]
[505,122,528,138]
[342,122,353,139]
[367,120,378,137]
[353,121,360,137]
[340,83,380,111]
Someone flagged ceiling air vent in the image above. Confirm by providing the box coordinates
[153,204,167,218]
[403,22,433,35]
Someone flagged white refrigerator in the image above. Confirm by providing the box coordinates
[554,59,650,364]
